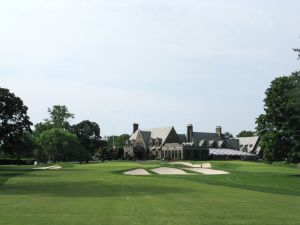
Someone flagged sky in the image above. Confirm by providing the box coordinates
[0,0,299,136]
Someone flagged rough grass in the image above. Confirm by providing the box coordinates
[0,161,300,225]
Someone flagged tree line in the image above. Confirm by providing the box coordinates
[0,92,128,164]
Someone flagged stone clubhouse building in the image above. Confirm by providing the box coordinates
[124,123,257,160]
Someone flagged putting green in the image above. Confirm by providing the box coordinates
[0,161,299,225]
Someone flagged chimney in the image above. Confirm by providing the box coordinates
[216,126,222,137]
[133,123,139,134]
[187,124,193,142]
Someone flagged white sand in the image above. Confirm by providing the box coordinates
[169,162,212,168]
[185,168,229,175]
[124,169,150,175]
[201,163,212,168]
[151,167,187,175]
[33,165,62,170]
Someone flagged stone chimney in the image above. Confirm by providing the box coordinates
[187,124,193,142]
[216,126,222,137]
[133,123,139,134]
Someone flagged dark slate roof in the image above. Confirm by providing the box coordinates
[140,131,151,145]
[192,132,222,145]
[226,138,240,150]
[178,134,187,143]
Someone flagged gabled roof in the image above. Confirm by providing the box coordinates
[237,136,260,153]
[129,127,174,145]
[129,130,139,141]
[148,127,173,145]
[139,131,151,145]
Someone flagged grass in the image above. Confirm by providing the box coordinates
[0,161,300,225]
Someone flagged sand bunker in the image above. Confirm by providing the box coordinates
[201,163,212,168]
[151,167,187,175]
[185,168,229,175]
[124,169,150,175]
[169,162,212,168]
[33,165,62,170]
[123,164,227,176]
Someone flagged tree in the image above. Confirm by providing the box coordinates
[223,132,233,139]
[104,134,129,160]
[34,121,54,134]
[34,128,83,163]
[107,134,130,149]
[0,87,32,159]
[237,130,255,137]
[288,75,300,162]
[46,105,74,130]
[256,72,300,163]
[72,120,102,162]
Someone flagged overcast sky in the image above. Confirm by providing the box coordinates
[1,0,299,136]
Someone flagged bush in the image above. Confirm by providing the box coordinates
[0,158,35,165]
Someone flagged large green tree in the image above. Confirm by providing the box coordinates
[34,128,83,163]
[72,120,102,162]
[0,87,32,159]
[256,72,300,162]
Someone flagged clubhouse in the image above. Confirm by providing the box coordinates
[124,123,259,160]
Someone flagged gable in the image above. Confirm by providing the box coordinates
[134,130,149,147]
[164,127,182,145]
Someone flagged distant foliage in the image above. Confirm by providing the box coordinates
[107,134,130,149]
[256,72,300,163]
[224,132,233,139]
[237,130,255,137]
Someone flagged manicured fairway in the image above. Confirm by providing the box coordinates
[0,161,300,225]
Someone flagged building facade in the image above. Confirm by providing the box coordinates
[124,124,211,160]
[124,123,254,160]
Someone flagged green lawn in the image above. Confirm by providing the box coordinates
[0,161,300,225]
